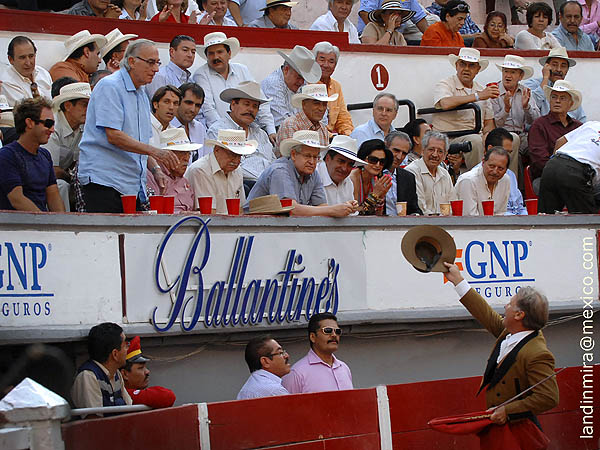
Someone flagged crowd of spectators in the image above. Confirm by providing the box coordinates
[0,0,599,216]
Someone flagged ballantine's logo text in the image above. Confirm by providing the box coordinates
[152,217,340,332]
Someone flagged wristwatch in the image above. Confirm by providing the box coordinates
[150,165,161,174]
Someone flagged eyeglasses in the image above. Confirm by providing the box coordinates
[487,22,505,29]
[136,56,161,67]
[366,155,387,166]
[297,152,321,162]
[320,327,342,336]
[33,118,55,129]
[268,349,288,358]
[374,106,396,113]
[451,3,469,12]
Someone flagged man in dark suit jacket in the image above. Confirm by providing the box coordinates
[444,262,559,426]
[384,131,422,215]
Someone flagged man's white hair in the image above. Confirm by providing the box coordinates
[312,41,340,61]
[120,39,156,71]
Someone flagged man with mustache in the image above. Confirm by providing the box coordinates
[282,312,353,394]
[208,82,274,190]
[121,336,176,408]
[551,1,595,50]
[193,32,276,144]
[237,336,291,399]
[455,146,511,216]
[523,47,586,122]
[146,35,195,99]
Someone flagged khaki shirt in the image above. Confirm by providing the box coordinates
[405,158,455,215]
[432,75,493,133]
[455,164,510,216]
[184,151,245,213]
[71,360,132,412]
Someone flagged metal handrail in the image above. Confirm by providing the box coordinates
[70,404,152,417]
[417,102,482,138]
[347,99,417,125]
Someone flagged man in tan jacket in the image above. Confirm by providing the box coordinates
[444,262,559,426]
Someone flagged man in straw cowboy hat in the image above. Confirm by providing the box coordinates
[310,0,361,44]
[101,28,138,74]
[490,55,540,177]
[528,80,583,183]
[247,0,298,28]
[261,45,322,129]
[539,120,600,214]
[50,30,108,83]
[208,81,274,187]
[523,47,586,123]
[433,47,497,171]
[1,36,52,107]
[247,130,357,217]
[193,32,276,142]
[46,79,91,211]
[146,35,196,99]
[275,83,337,155]
[147,128,200,213]
[78,39,179,213]
[317,134,364,207]
[184,129,254,214]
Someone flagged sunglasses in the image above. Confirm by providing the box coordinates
[321,327,342,336]
[33,118,55,129]
[366,156,387,166]
[451,3,469,12]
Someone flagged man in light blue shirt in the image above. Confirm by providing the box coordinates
[350,93,398,147]
[146,35,195,99]
[551,1,595,51]
[78,39,178,213]
[226,0,266,25]
[237,336,290,400]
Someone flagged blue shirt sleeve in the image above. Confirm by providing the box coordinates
[410,0,426,23]
[93,80,126,131]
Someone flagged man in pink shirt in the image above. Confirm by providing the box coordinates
[282,312,353,393]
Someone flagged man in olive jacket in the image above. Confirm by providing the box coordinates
[444,262,559,426]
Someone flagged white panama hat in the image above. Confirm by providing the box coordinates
[448,48,489,71]
[279,129,328,157]
[198,32,240,60]
[259,0,298,11]
[324,135,366,166]
[52,82,91,112]
[101,28,138,59]
[495,55,534,80]
[160,128,203,151]
[291,84,339,108]
[543,80,582,112]
[538,46,576,67]
[62,30,108,62]
[205,129,258,155]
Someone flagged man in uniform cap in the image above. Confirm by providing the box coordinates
[121,336,176,408]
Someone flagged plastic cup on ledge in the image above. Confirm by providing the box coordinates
[226,198,241,216]
[280,198,293,208]
[120,195,136,214]
[525,199,538,215]
[149,195,164,214]
[163,195,175,214]
[482,200,494,216]
[439,203,451,216]
[396,201,407,216]
[198,197,212,214]
[451,200,463,216]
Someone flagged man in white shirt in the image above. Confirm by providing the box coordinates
[227,0,266,25]
[193,32,276,142]
[1,36,52,107]
[146,35,195,99]
[150,85,180,147]
[184,128,255,212]
[455,146,511,216]
[405,130,455,215]
[539,121,600,214]
[237,335,291,400]
[317,134,364,206]
[171,83,207,159]
[310,0,360,44]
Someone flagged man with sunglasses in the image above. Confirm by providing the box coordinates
[0,97,65,212]
[237,335,291,400]
[282,312,353,394]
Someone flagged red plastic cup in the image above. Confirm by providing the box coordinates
[163,195,175,214]
[526,199,538,215]
[280,198,293,208]
[451,200,463,216]
[226,198,241,215]
[121,195,136,214]
[198,196,212,214]
[149,195,164,214]
[486,82,498,87]
[482,200,494,216]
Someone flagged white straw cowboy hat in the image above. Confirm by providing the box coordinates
[52,82,91,112]
[259,0,298,11]
[101,28,138,59]
[205,129,258,155]
[198,32,240,60]
[160,128,203,151]
[369,0,417,25]
[291,84,338,108]
[448,48,489,71]
[0,95,13,111]
[277,45,322,84]
[220,81,271,104]
[62,30,108,61]
[543,80,582,112]
[538,46,576,67]
[495,55,534,80]
[279,130,329,157]
[324,135,366,166]
[248,194,295,215]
